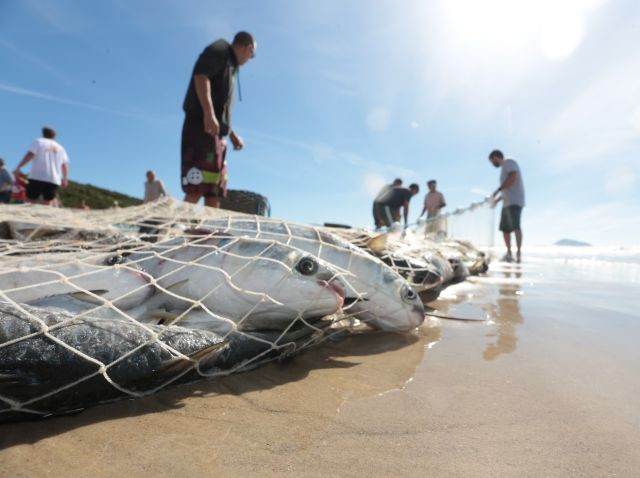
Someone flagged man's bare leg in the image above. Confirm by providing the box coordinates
[515,229,523,263]
[503,231,513,261]
[183,193,202,204]
[204,196,220,208]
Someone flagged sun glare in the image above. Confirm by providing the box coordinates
[439,0,605,62]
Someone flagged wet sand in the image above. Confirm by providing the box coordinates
[2,248,639,477]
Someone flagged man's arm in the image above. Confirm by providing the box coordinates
[403,200,410,225]
[159,180,167,196]
[14,151,35,176]
[439,194,446,209]
[61,162,69,188]
[194,74,219,137]
[493,171,517,197]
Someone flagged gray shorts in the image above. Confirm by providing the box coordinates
[374,202,400,227]
[499,205,522,233]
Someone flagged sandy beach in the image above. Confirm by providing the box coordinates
[1,246,639,477]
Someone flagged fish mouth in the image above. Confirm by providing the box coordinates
[317,279,345,297]
[318,280,346,307]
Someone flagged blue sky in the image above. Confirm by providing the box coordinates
[1,0,638,246]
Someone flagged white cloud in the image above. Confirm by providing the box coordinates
[363,172,386,196]
[539,48,640,170]
[631,106,640,135]
[366,107,390,132]
[525,199,640,246]
[246,129,416,177]
[0,38,72,85]
[604,165,637,195]
[410,121,419,129]
[539,10,584,61]
[0,82,162,123]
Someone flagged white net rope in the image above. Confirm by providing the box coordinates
[328,198,493,292]
[0,196,490,420]
[0,197,432,421]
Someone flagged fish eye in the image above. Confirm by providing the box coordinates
[296,257,318,276]
[104,254,126,266]
[401,284,418,302]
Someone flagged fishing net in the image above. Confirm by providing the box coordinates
[0,196,491,421]
[0,198,360,420]
[328,198,493,292]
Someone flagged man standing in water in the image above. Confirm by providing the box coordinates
[489,149,525,263]
[181,31,256,208]
[14,126,69,206]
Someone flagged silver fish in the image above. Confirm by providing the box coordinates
[127,233,346,331]
[0,302,328,422]
[191,217,425,332]
[0,253,154,310]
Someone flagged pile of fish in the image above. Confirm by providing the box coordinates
[0,213,488,422]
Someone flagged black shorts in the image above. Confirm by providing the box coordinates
[26,179,58,201]
[499,205,523,233]
[181,115,228,198]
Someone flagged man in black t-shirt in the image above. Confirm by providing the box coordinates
[374,183,420,228]
[181,31,256,208]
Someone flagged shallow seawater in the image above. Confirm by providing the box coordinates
[1,246,640,477]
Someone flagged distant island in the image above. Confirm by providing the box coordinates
[555,238,592,247]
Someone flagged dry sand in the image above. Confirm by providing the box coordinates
[1,249,639,477]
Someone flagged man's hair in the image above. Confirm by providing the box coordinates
[427,180,436,186]
[489,149,504,159]
[392,178,402,186]
[409,183,420,192]
[233,31,254,47]
[42,127,56,139]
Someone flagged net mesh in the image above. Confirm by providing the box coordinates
[0,196,491,421]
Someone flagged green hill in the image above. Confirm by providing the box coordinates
[58,180,143,209]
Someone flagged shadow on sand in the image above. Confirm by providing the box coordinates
[0,330,425,449]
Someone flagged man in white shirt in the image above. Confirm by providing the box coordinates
[143,170,167,202]
[14,127,69,206]
[489,149,526,263]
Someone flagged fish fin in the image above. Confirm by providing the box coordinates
[67,290,109,304]
[137,309,179,326]
[165,279,189,291]
[160,341,228,375]
[366,233,389,254]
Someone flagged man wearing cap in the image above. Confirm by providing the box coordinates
[489,149,525,263]
[181,31,256,208]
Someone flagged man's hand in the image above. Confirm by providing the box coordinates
[204,114,220,137]
[229,130,244,151]
[61,178,69,188]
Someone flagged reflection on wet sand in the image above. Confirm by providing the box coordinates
[426,262,525,359]
[483,266,524,360]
